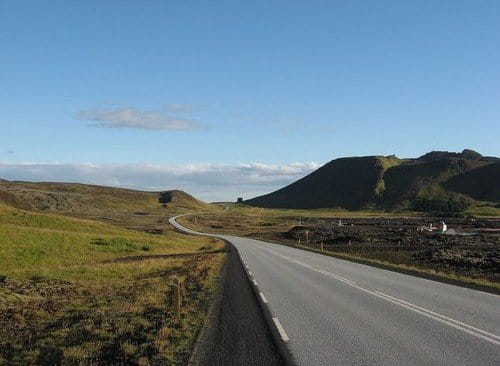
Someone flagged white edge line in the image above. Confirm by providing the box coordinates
[248,270,252,276]
[259,292,268,303]
[253,279,258,286]
[272,317,290,342]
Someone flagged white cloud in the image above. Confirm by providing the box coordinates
[164,103,195,114]
[0,161,321,202]
[75,108,204,130]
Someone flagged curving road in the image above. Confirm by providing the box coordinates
[170,215,500,366]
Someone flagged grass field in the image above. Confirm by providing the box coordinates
[0,184,225,365]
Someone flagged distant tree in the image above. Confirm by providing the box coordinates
[159,192,173,204]
[237,197,243,203]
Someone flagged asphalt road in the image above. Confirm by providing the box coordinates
[170,216,500,366]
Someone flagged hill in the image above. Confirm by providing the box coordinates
[245,149,499,212]
[0,181,216,228]
[246,155,400,210]
[444,161,500,203]
[159,189,216,212]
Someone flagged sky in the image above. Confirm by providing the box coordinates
[1,1,499,201]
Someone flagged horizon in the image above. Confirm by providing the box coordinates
[2,1,499,201]
[0,147,493,202]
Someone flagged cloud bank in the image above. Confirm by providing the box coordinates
[0,161,321,202]
[75,108,204,130]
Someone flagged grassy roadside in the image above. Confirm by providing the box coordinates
[178,203,499,292]
[0,200,225,365]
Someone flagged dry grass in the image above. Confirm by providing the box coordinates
[0,191,225,365]
[0,254,225,365]
[0,181,217,230]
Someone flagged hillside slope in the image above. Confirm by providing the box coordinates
[444,161,500,202]
[245,150,499,212]
[0,181,216,226]
[246,156,400,210]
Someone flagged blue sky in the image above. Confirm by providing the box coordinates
[1,1,499,200]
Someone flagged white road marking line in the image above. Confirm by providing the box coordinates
[248,270,252,276]
[260,292,268,303]
[273,317,290,342]
[263,248,358,286]
[318,269,357,285]
[251,245,500,346]
[253,279,258,286]
[479,291,500,298]
[373,291,500,345]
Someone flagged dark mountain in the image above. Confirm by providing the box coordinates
[246,156,400,210]
[245,149,499,212]
[444,161,500,203]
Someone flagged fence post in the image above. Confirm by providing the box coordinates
[173,278,182,327]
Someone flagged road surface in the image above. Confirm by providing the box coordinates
[170,215,500,366]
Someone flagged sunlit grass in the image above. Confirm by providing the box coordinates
[0,203,225,365]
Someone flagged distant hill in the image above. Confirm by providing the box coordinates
[0,181,216,219]
[245,156,400,210]
[245,149,499,212]
[158,189,216,212]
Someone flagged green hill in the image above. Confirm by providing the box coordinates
[444,161,500,202]
[246,155,401,210]
[245,149,499,212]
[0,181,216,226]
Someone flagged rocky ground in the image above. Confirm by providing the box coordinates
[282,217,499,283]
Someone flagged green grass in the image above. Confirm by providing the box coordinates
[466,204,500,217]
[0,201,225,365]
[0,204,219,280]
